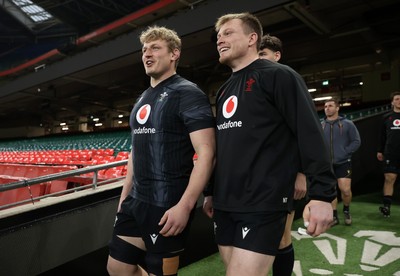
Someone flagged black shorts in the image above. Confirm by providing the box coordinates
[109,195,194,265]
[383,159,400,174]
[213,209,286,256]
[290,199,300,213]
[333,161,352,179]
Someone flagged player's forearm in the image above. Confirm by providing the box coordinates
[179,146,215,210]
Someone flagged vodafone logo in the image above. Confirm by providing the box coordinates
[217,95,242,131]
[133,104,156,134]
[136,104,151,125]
[222,96,238,119]
[393,119,400,127]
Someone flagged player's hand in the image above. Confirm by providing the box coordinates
[202,196,214,218]
[159,203,190,237]
[293,173,307,200]
[303,200,332,237]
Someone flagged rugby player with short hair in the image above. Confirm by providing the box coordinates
[107,26,215,276]
[203,12,336,276]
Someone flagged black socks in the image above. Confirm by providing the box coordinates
[273,244,294,276]
[383,195,392,207]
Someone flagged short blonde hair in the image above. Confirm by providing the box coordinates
[215,12,263,50]
[139,26,181,52]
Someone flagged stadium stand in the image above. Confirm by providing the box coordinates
[0,130,131,208]
[0,175,44,206]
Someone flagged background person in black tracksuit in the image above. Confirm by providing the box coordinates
[258,34,307,276]
[377,91,400,217]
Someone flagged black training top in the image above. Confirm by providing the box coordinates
[129,74,215,208]
[213,59,336,213]
[378,111,400,161]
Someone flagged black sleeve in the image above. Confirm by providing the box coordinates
[377,114,388,153]
[179,85,215,133]
[272,66,337,202]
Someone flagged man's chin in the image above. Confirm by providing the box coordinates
[145,69,156,77]
[219,56,229,65]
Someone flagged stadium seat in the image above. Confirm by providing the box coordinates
[13,165,28,177]
[104,148,114,156]
[103,155,116,162]
[0,164,8,174]
[101,167,125,179]
[115,151,129,160]
[0,185,18,207]
[43,166,76,194]
[0,176,44,207]
[24,166,41,178]
[45,180,69,195]
[3,164,16,176]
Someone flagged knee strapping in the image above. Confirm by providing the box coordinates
[109,235,146,267]
[146,251,180,276]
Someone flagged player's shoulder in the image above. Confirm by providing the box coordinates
[168,75,200,91]
[164,76,208,102]
[255,59,301,80]
[382,111,395,120]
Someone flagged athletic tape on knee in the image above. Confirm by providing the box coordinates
[109,235,145,266]
[146,252,180,276]
[163,255,179,275]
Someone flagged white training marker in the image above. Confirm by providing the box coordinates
[297,227,310,236]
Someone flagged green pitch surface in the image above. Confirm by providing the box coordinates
[179,193,400,275]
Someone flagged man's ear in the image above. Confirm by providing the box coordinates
[248,32,258,47]
[274,51,281,62]
[171,48,180,61]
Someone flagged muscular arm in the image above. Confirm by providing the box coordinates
[182,127,216,210]
[159,127,216,236]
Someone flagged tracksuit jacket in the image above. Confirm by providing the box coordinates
[322,116,361,165]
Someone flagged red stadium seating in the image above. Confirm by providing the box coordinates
[0,148,128,206]
[0,175,45,207]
